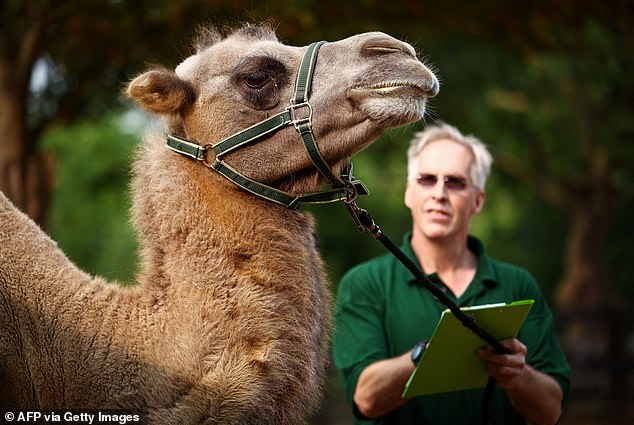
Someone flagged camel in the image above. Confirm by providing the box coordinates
[0,24,438,424]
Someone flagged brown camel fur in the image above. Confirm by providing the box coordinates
[0,24,438,424]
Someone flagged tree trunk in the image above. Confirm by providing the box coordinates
[556,205,611,313]
[0,101,53,230]
[0,74,27,210]
[556,151,615,313]
[556,199,612,353]
[0,93,54,229]
[555,170,628,409]
[0,13,54,229]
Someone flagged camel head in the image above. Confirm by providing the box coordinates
[127,24,438,198]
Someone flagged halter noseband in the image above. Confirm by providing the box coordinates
[166,41,368,211]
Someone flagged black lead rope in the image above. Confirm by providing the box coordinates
[349,203,508,425]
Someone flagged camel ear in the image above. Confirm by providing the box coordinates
[126,68,196,114]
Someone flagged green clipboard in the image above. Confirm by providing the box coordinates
[402,299,534,398]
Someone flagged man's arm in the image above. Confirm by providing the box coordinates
[477,338,563,425]
[353,351,416,418]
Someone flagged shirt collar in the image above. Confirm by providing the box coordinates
[467,236,497,288]
[401,232,498,289]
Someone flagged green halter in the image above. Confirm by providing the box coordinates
[166,41,368,210]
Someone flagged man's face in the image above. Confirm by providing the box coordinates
[404,138,485,242]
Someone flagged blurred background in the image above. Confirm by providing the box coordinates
[1,1,632,424]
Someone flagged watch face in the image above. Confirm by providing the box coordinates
[411,340,426,365]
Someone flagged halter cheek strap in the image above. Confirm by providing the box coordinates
[166,41,368,211]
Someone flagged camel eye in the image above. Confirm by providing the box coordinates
[232,56,288,110]
[244,73,272,89]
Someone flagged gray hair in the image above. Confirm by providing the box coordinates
[406,122,493,191]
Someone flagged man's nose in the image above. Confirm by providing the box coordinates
[430,179,448,198]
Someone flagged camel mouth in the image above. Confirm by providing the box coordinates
[350,82,433,98]
[346,81,432,125]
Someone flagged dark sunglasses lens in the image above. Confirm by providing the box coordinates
[417,174,438,187]
[416,174,468,190]
[445,176,467,190]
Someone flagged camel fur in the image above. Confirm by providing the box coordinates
[0,24,438,424]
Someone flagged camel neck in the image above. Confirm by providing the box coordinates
[132,136,317,292]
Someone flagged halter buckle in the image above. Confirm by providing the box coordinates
[288,101,313,131]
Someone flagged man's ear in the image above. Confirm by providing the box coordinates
[473,190,486,215]
[404,182,414,209]
[126,68,196,114]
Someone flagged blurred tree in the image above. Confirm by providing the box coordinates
[0,0,146,226]
[3,0,631,319]
[0,0,299,227]
[300,0,634,317]
[424,13,634,316]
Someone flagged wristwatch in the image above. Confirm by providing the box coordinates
[410,339,427,365]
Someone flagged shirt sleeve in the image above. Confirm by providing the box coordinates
[515,270,572,408]
[332,264,390,412]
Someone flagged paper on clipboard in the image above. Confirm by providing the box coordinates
[402,299,534,398]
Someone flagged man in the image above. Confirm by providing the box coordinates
[332,122,570,425]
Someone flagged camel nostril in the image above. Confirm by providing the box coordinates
[427,77,440,98]
[365,45,408,55]
[361,35,417,58]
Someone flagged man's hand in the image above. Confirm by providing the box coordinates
[476,338,527,390]
[477,338,563,425]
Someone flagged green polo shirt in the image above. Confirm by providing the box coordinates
[332,233,570,425]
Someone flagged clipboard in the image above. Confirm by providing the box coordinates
[402,299,534,398]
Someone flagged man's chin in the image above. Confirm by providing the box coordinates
[423,231,452,241]
[422,223,453,239]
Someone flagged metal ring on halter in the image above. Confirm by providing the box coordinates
[343,183,359,204]
[288,101,313,131]
[201,144,215,168]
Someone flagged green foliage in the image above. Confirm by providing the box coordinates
[42,113,140,284]
[607,196,634,300]
[39,19,632,307]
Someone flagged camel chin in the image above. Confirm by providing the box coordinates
[349,86,430,126]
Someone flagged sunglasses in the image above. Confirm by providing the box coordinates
[416,173,469,191]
